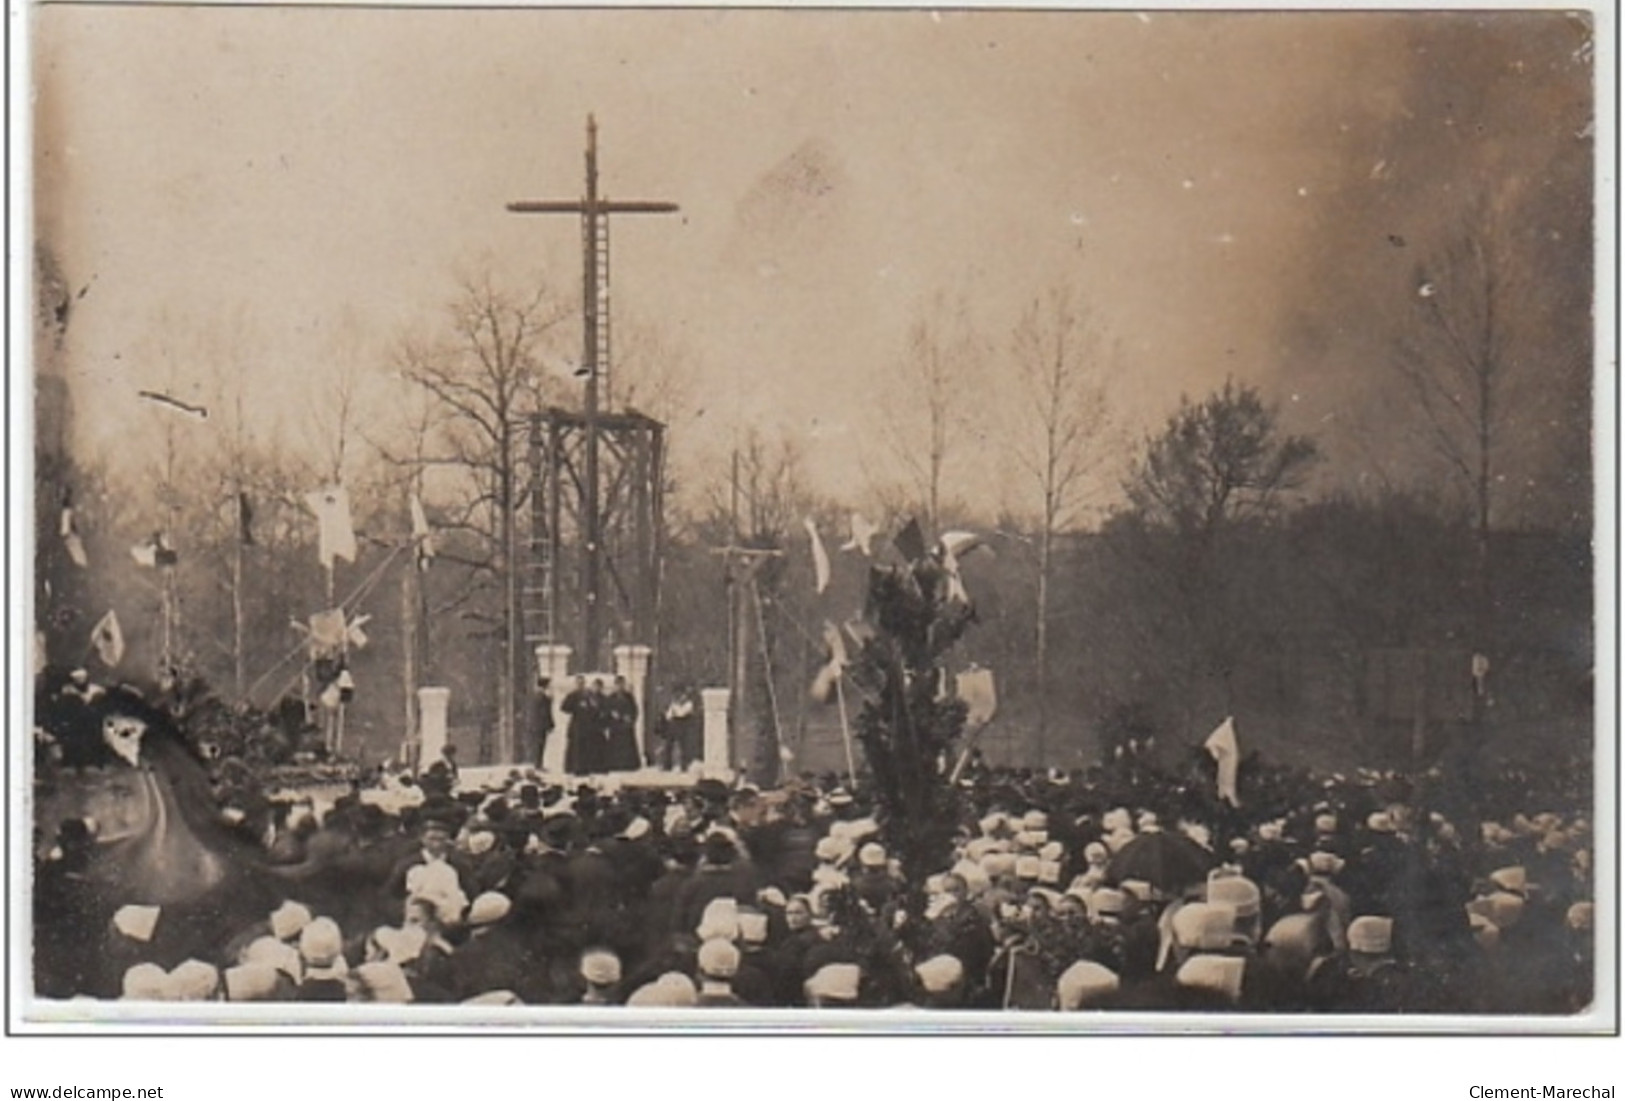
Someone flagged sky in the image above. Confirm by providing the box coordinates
[30,2,1599,529]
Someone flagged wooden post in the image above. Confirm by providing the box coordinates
[750,575,785,784]
[1411,648,1429,764]
[834,675,858,788]
[325,562,341,757]
[732,553,754,774]
[232,504,245,699]
[402,550,419,770]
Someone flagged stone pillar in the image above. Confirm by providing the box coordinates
[700,687,731,776]
[417,686,451,768]
[534,644,572,774]
[613,644,653,766]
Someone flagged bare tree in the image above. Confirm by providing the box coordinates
[611,316,698,425]
[118,315,220,681]
[394,271,572,761]
[741,429,811,543]
[878,293,981,532]
[1394,193,1538,664]
[1007,286,1115,760]
[298,353,363,490]
[196,329,263,699]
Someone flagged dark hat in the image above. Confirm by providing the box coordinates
[354,803,389,834]
[539,816,575,848]
[664,834,700,866]
[499,821,534,850]
[595,808,630,839]
[420,800,463,833]
[703,833,737,865]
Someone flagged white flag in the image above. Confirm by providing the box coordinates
[937,531,990,605]
[804,516,831,594]
[90,609,125,667]
[346,613,372,650]
[956,666,997,727]
[305,485,357,568]
[1204,716,1241,808]
[840,512,880,557]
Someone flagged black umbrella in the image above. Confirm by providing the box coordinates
[1106,830,1217,895]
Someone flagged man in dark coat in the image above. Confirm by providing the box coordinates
[382,816,477,906]
[565,815,634,959]
[510,817,572,935]
[766,894,823,1006]
[765,797,822,894]
[642,838,700,951]
[449,891,541,1002]
[603,817,666,912]
[923,874,996,985]
[675,833,759,934]
[561,676,601,775]
[604,676,642,771]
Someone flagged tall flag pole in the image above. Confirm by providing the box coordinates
[1204,716,1242,807]
[833,675,858,789]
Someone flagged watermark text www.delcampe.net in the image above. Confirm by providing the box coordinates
[1469,1089,1615,1099]
[11,1089,163,1099]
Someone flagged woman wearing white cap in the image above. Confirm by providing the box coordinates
[695,938,747,1006]
[913,954,966,1009]
[576,947,624,1005]
[851,842,899,911]
[804,962,861,1008]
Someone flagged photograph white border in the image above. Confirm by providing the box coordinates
[6,0,1617,1041]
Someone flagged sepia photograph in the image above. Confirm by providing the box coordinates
[12,0,1615,1037]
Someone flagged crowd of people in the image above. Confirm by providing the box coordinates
[33,730,1597,1015]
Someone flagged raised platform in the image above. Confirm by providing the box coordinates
[456,765,735,792]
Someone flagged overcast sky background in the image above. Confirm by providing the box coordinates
[31,3,1598,527]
